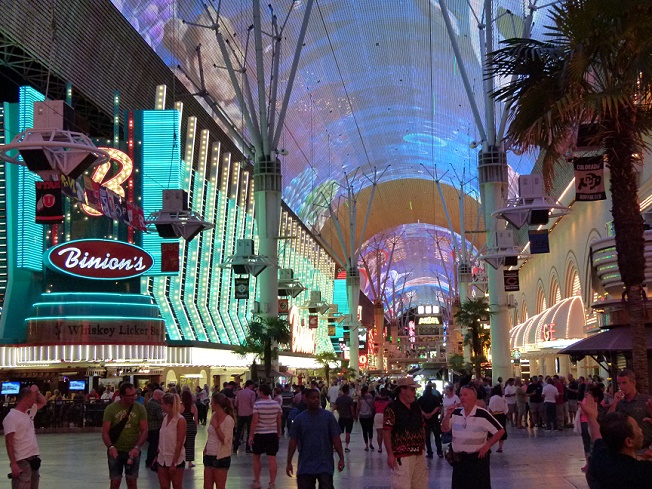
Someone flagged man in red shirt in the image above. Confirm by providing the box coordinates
[553,375,565,431]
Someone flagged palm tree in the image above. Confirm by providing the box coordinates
[488,0,652,392]
[454,297,492,379]
[234,315,292,381]
[315,351,341,385]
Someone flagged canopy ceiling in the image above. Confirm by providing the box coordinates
[113,0,551,306]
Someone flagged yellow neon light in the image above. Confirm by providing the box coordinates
[82,147,134,217]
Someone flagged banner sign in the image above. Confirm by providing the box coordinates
[529,230,550,254]
[160,242,180,272]
[26,318,166,345]
[308,315,319,329]
[234,277,249,299]
[278,299,289,315]
[35,180,63,223]
[574,156,606,201]
[60,171,146,231]
[44,239,154,280]
[503,269,520,291]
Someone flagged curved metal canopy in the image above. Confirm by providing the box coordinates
[113,0,551,305]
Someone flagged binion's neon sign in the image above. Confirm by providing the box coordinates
[82,147,133,217]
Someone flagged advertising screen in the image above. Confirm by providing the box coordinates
[1,382,20,395]
[69,380,86,391]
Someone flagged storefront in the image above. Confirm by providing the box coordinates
[510,296,602,378]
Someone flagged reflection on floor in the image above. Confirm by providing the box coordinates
[0,422,590,488]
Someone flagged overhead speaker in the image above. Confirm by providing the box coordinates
[504,256,518,267]
[18,149,51,173]
[154,223,177,239]
[529,209,549,225]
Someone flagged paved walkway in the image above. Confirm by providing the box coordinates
[0,422,589,488]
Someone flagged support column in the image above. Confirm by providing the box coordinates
[479,147,511,384]
[254,157,281,325]
[558,355,572,377]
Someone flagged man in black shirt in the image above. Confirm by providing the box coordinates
[418,383,443,459]
[526,377,544,428]
[583,394,652,489]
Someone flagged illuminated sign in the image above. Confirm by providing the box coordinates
[45,239,154,280]
[27,318,166,345]
[359,354,368,369]
[542,323,557,341]
[289,306,315,354]
[82,147,133,217]
[418,316,440,325]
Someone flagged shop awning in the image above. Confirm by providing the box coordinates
[559,326,652,355]
[510,296,586,352]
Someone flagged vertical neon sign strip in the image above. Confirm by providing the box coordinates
[138,109,182,339]
[127,109,135,244]
[217,153,237,343]
[16,86,44,271]
[0,105,9,300]
[228,161,245,341]
[166,115,197,341]
[193,131,219,342]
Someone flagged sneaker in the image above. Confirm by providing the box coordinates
[426,453,434,459]
[369,444,374,450]
[268,484,276,489]
[364,447,369,452]
[438,453,444,459]
[251,481,261,489]
[345,447,351,453]
[378,449,382,453]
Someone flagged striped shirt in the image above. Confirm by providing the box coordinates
[253,398,282,434]
[451,405,502,454]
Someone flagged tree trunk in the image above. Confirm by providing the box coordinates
[264,341,273,382]
[472,322,482,379]
[606,111,649,393]
[325,366,330,386]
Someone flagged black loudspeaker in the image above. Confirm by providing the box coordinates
[19,149,51,173]
[232,264,249,275]
[504,256,518,267]
[155,223,178,239]
[529,209,549,225]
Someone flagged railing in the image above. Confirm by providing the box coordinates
[0,399,111,429]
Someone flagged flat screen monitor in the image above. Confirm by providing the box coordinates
[1,382,20,395]
[69,380,86,391]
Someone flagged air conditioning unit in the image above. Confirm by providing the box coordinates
[518,174,545,200]
[33,101,75,131]
[162,190,189,212]
[496,230,514,248]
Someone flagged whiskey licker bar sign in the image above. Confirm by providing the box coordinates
[44,239,154,280]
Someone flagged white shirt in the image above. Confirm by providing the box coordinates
[2,404,39,461]
[488,395,508,414]
[328,385,340,404]
[442,394,460,410]
[158,413,186,467]
[542,384,558,403]
[205,415,234,459]
[504,385,517,405]
[101,392,112,400]
[253,398,282,434]
[451,405,502,454]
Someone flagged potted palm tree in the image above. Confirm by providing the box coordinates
[488,0,652,391]
[454,297,493,379]
[234,315,292,382]
[315,351,341,385]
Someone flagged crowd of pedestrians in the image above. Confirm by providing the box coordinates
[5,369,652,489]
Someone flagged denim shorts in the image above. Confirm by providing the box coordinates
[203,455,231,469]
[108,451,140,480]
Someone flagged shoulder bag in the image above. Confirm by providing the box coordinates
[109,404,134,445]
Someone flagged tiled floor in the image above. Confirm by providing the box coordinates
[0,422,590,488]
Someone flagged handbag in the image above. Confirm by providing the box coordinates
[573,408,582,434]
[441,431,452,445]
[109,404,134,445]
[444,445,461,466]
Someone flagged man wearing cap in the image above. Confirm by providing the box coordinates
[383,376,428,489]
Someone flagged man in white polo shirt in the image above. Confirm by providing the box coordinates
[442,385,505,489]
[3,385,47,488]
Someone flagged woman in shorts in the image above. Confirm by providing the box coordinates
[155,393,187,489]
[204,393,235,489]
[373,388,391,453]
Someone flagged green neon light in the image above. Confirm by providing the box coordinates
[26,315,165,321]
[16,87,45,272]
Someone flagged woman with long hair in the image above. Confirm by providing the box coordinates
[180,389,199,467]
[357,385,375,451]
[373,388,391,453]
[204,393,235,489]
[155,393,187,489]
